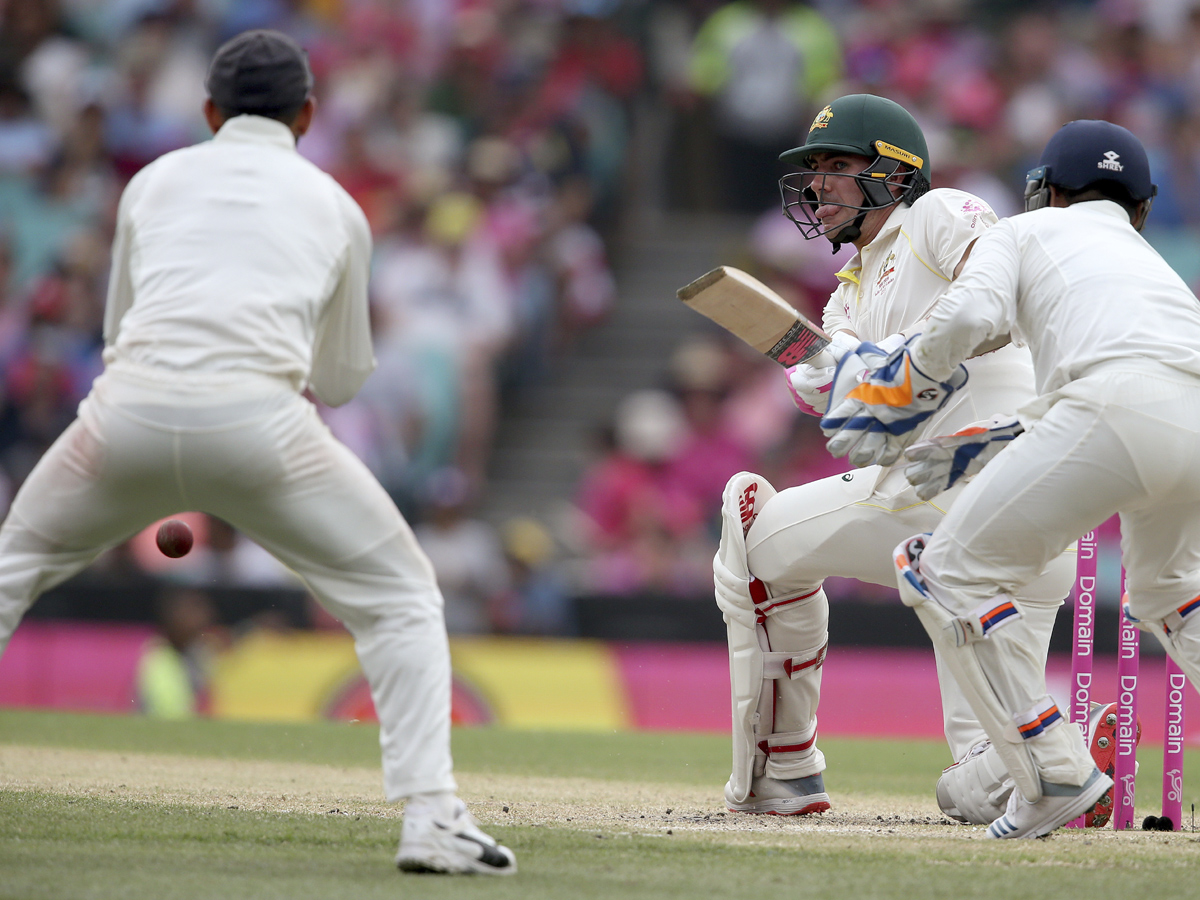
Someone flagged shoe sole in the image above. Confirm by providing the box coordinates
[726,794,831,816]
[396,843,517,876]
[1085,702,1141,828]
[396,854,517,876]
[986,773,1113,839]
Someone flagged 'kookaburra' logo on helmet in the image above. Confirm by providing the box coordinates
[1098,150,1124,172]
[810,105,833,132]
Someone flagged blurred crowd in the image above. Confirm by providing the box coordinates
[572,0,1200,607]
[1,0,1197,634]
[656,0,1200,320]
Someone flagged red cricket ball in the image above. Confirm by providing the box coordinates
[156,519,194,558]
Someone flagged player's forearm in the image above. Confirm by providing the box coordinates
[911,302,998,381]
[911,224,1020,380]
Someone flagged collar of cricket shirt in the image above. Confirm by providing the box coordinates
[835,201,912,285]
[1070,198,1132,222]
[212,114,297,151]
[865,200,910,248]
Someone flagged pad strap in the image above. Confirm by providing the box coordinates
[1161,594,1200,636]
[762,639,828,680]
[946,594,1022,646]
[757,725,819,762]
[1014,697,1064,740]
[754,584,822,623]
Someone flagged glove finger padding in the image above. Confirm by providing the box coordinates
[826,423,904,469]
[820,337,969,468]
[904,456,953,502]
[903,414,1024,500]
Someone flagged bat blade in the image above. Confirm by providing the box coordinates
[677,266,831,366]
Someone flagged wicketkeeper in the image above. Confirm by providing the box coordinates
[821,119,1200,838]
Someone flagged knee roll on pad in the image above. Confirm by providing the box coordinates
[895,536,1023,645]
[714,472,778,626]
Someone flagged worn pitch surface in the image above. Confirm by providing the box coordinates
[2,711,1199,899]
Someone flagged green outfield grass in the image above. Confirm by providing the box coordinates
[1,709,1199,899]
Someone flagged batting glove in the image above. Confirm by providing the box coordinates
[820,336,969,469]
[785,362,834,416]
[785,332,896,417]
[903,414,1024,501]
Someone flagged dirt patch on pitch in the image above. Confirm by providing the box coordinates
[0,744,1189,849]
[0,743,945,839]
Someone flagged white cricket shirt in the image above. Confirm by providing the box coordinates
[823,187,1038,437]
[103,115,375,406]
[913,200,1200,405]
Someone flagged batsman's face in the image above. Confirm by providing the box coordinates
[807,153,873,233]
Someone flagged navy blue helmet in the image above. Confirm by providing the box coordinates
[1024,120,1157,213]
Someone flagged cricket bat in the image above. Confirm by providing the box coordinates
[677,266,831,367]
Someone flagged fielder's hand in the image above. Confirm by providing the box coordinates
[820,336,969,468]
[903,414,1024,501]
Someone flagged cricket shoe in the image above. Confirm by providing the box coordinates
[1083,700,1142,827]
[986,767,1113,839]
[395,800,517,875]
[935,741,1011,825]
[724,773,831,816]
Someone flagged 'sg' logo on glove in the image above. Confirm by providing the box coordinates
[917,389,940,401]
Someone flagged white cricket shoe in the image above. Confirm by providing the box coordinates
[936,741,1011,825]
[724,773,831,816]
[985,767,1113,839]
[395,799,517,875]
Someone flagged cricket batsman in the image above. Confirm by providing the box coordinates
[820,118,1200,837]
[714,94,1087,825]
[0,30,515,874]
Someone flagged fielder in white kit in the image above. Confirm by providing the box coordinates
[0,30,515,874]
[714,93,1078,822]
[820,119,1200,838]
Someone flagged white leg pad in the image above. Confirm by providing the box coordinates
[894,535,1044,803]
[936,741,1012,825]
[717,472,834,799]
[1146,597,1200,691]
[716,472,778,804]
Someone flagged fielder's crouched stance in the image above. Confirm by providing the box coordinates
[715,94,1075,823]
[822,119,1200,838]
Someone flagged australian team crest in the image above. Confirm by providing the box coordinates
[810,105,834,132]
[875,251,897,294]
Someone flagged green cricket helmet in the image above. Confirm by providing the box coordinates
[779,94,931,247]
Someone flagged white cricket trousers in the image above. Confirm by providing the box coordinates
[0,363,455,801]
[919,363,1200,778]
[745,463,1074,769]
